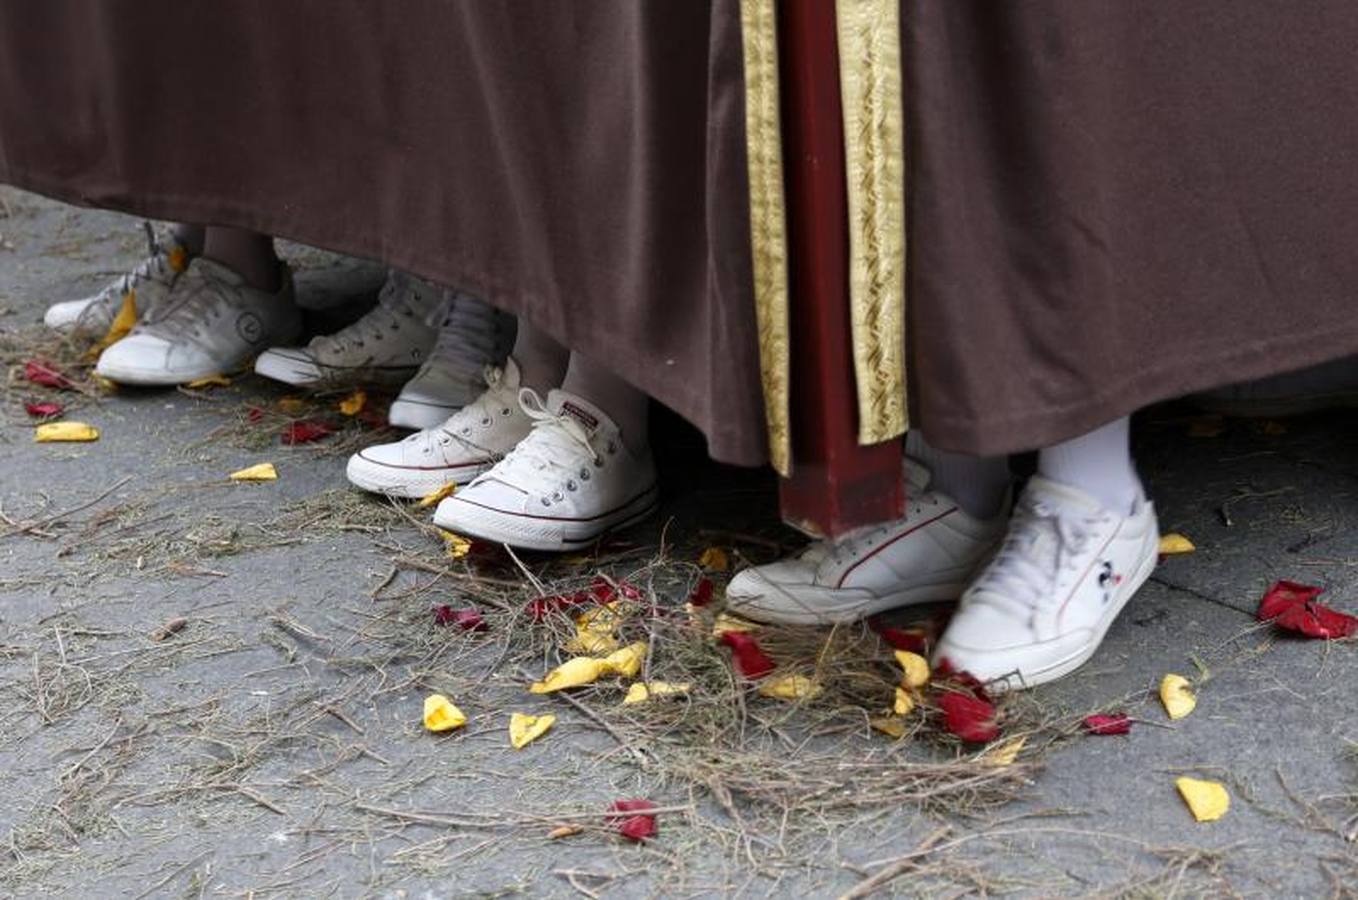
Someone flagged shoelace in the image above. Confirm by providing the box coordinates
[312,271,438,354]
[477,389,601,501]
[423,292,506,379]
[414,365,512,456]
[967,497,1102,620]
[138,264,233,342]
[93,222,174,308]
[817,461,941,567]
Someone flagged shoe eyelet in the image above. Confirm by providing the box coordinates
[541,497,552,507]
[593,459,604,468]
[566,481,577,491]
[553,491,564,501]
[462,427,472,436]
[581,470,591,481]
[501,408,511,416]
[606,442,617,455]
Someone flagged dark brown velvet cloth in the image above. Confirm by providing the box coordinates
[3,2,1358,462]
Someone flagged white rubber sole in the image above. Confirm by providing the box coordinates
[345,453,493,500]
[726,577,971,626]
[254,349,417,387]
[432,484,659,552]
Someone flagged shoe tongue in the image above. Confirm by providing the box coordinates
[187,257,246,287]
[903,457,933,493]
[546,390,612,437]
[1025,475,1108,517]
[499,357,523,389]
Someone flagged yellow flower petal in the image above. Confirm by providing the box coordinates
[277,397,307,415]
[415,483,456,509]
[509,712,556,748]
[88,290,138,357]
[698,546,730,572]
[33,421,99,443]
[439,529,472,559]
[229,462,277,481]
[893,686,916,716]
[1175,776,1230,822]
[893,651,931,688]
[758,674,824,702]
[530,657,607,693]
[601,642,648,678]
[622,682,691,705]
[870,716,908,739]
[1159,673,1196,720]
[981,736,1027,767]
[564,628,620,656]
[184,373,232,389]
[95,375,118,394]
[711,612,757,637]
[167,245,189,273]
[422,694,467,732]
[1158,533,1196,555]
[338,389,367,416]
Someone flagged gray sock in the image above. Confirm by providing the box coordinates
[905,430,1010,519]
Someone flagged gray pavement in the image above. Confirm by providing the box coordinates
[1,187,1356,898]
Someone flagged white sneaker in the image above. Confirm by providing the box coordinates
[388,292,516,429]
[346,359,532,498]
[254,270,445,386]
[433,389,658,551]
[725,461,1009,625]
[45,223,191,336]
[95,258,301,386]
[933,476,1159,691]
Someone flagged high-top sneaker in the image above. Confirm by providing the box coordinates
[432,388,657,551]
[388,292,516,429]
[254,269,446,386]
[95,258,300,385]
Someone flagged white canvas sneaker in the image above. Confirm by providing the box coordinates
[725,461,1009,625]
[95,258,301,386]
[933,476,1159,692]
[389,292,516,429]
[346,359,532,498]
[254,270,446,386]
[432,389,658,551]
[45,223,192,336]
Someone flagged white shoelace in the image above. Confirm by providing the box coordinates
[138,265,233,343]
[818,460,940,567]
[414,365,513,457]
[967,496,1102,620]
[476,389,601,501]
[311,271,438,355]
[88,223,175,311]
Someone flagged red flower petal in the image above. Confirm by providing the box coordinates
[937,690,999,743]
[433,606,487,631]
[607,799,657,842]
[246,407,265,423]
[525,591,594,621]
[932,657,992,702]
[281,420,335,445]
[719,631,776,679]
[869,618,931,654]
[24,360,71,390]
[24,401,65,418]
[1083,713,1132,735]
[590,576,641,604]
[1257,580,1324,622]
[687,577,715,608]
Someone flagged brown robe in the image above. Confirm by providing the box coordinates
[3,2,1357,463]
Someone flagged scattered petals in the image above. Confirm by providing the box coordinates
[1083,713,1133,735]
[530,657,605,693]
[893,686,916,716]
[525,590,594,621]
[894,650,931,688]
[338,389,367,416]
[590,576,642,604]
[871,620,931,654]
[24,359,71,390]
[184,373,232,389]
[1159,673,1196,720]
[229,462,278,482]
[870,716,908,739]
[433,606,486,631]
[1158,533,1196,555]
[33,421,99,442]
[607,799,657,842]
[687,577,715,608]
[149,617,189,642]
[719,631,776,679]
[422,694,466,732]
[281,419,335,445]
[440,530,472,559]
[981,736,1027,767]
[710,612,757,637]
[565,603,625,655]
[509,712,555,748]
[698,546,730,572]
[94,375,118,394]
[938,690,1000,743]
[1175,776,1230,822]
[1257,580,1357,639]
[547,824,583,840]
[246,406,265,423]
[277,396,307,415]
[602,642,647,679]
[758,674,823,702]
[24,401,64,419]
[623,681,690,705]
[415,483,456,509]
[89,291,138,356]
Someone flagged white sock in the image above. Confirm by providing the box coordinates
[905,430,1010,519]
[1037,417,1140,514]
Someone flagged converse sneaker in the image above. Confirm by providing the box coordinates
[254,270,445,386]
[725,461,1009,625]
[388,292,516,429]
[45,222,192,336]
[432,389,658,551]
[346,359,532,498]
[95,258,301,386]
[933,476,1159,691]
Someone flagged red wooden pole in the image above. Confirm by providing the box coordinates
[775,0,904,538]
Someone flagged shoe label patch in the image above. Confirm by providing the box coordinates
[559,401,599,432]
[236,312,264,345]
[1097,561,1123,604]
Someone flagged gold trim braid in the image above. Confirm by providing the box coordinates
[836,0,909,444]
[739,0,792,475]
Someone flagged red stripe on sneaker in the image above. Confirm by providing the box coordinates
[834,507,958,589]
